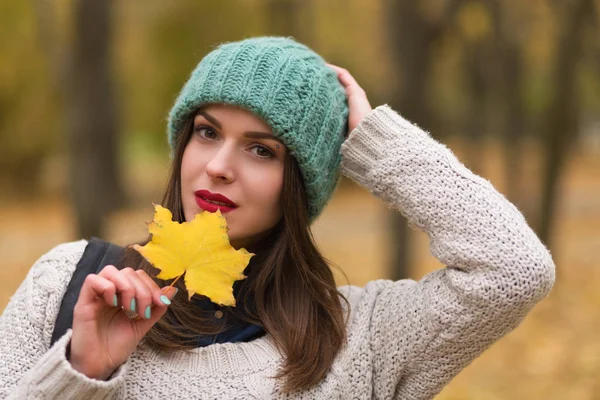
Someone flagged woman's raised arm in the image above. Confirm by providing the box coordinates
[334,66,555,398]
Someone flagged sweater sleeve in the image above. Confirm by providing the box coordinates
[0,240,129,399]
[340,105,555,399]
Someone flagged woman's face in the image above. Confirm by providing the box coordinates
[180,104,286,249]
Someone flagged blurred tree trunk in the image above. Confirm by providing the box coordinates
[538,0,595,247]
[487,0,528,213]
[500,46,527,209]
[32,0,124,238]
[67,0,123,238]
[384,0,463,280]
[463,40,486,175]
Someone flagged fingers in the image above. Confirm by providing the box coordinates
[326,63,364,96]
[326,63,353,85]
[326,63,373,134]
[128,285,178,336]
[96,266,170,320]
[79,273,117,307]
[134,270,177,310]
[123,268,156,319]
[96,265,137,314]
[79,265,177,322]
[125,272,180,335]
[326,63,371,107]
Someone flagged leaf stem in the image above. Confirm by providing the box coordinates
[162,273,183,295]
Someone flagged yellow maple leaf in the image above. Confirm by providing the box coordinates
[131,204,253,306]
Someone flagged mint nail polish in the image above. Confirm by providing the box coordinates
[160,295,171,305]
[113,294,118,307]
[130,298,136,313]
[145,306,151,320]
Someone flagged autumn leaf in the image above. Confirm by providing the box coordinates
[131,204,253,306]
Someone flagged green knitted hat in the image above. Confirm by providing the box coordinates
[167,37,348,220]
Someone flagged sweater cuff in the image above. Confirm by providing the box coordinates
[340,105,415,188]
[26,329,127,399]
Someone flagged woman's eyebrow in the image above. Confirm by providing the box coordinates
[197,111,222,129]
[197,110,282,143]
[243,132,282,143]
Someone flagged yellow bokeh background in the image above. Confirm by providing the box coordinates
[1,1,599,398]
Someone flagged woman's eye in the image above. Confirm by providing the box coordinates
[194,126,217,140]
[251,145,275,159]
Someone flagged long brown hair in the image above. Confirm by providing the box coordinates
[120,111,349,393]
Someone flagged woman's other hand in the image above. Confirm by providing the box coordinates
[69,266,177,380]
[327,63,372,136]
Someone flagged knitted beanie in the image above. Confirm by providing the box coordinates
[167,37,348,220]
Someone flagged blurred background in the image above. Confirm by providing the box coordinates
[1,0,599,398]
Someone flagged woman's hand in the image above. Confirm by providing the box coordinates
[69,265,177,380]
[327,64,372,136]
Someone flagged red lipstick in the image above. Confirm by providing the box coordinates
[194,190,238,213]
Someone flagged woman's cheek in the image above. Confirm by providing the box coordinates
[261,167,284,206]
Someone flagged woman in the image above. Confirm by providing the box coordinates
[0,37,554,399]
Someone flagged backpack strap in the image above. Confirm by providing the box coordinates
[50,237,125,347]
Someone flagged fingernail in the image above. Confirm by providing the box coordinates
[145,306,152,319]
[160,295,171,305]
[113,294,118,307]
[130,298,137,313]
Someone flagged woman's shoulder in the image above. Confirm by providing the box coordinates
[338,279,413,305]
[338,280,412,327]
[27,239,88,295]
[2,240,89,338]
[32,239,88,269]
[36,239,89,262]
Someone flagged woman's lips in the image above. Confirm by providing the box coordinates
[195,196,236,213]
[194,190,237,214]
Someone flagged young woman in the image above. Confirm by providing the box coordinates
[0,37,555,399]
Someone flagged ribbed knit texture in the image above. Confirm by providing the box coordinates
[0,105,555,399]
[167,37,349,220]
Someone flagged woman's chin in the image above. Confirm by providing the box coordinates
[229,235,245,250]
[230,233,262,252]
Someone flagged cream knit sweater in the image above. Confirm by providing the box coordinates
[0,105,555,399]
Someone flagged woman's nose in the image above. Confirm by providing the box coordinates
[205,145,235,182]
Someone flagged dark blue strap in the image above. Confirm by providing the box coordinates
[50,238,125,347]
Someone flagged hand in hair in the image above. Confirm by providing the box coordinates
[327,63,372,136]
